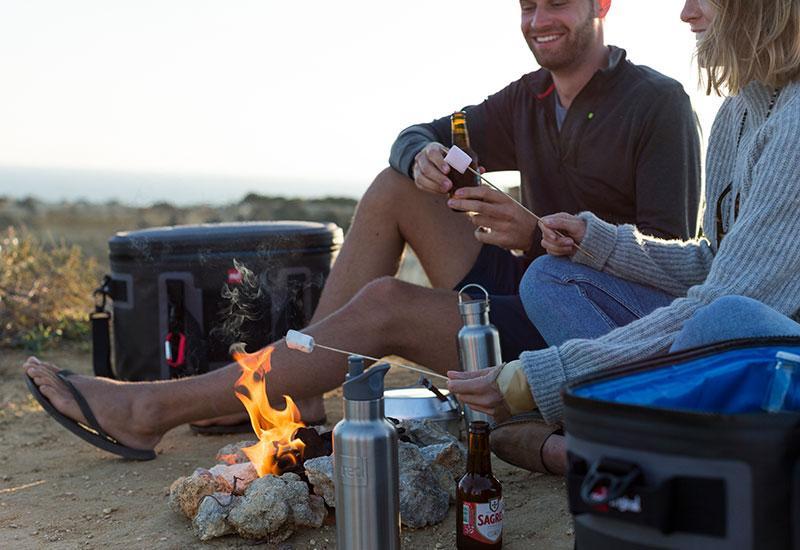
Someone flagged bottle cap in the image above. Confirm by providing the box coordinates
[776,351,800,364]
[468,420,491,434]
[343,361,391,401]
[347,355,365,378]
[458,284,490,317]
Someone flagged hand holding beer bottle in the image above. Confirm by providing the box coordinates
[457,421,503,549]
[412,111,481,198]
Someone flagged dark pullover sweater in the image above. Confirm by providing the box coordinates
[389,47,701,258]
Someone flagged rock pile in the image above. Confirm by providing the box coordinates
[169,418,466,542]
[304,419,466,528]
[170,461,325,542]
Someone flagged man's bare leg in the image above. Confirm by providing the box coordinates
[24,278,465,453]
[312,167,481,320]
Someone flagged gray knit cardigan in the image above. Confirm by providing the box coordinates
[521,80,800,424]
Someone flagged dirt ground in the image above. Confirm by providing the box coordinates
[0,346,574,549]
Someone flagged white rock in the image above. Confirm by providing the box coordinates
[208,462,258,494]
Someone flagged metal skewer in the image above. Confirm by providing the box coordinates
[315,343,450,382]
[285,330,449,382]
[445,145,597,261]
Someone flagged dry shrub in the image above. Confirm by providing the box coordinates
[0,227,99,350]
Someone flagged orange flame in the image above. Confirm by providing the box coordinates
[233,346,306,477]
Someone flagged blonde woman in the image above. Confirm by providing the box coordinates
[449,0,800,475]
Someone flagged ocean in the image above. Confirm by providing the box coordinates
[0,166,365,206]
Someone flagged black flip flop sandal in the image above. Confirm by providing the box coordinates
[25,369,156,461]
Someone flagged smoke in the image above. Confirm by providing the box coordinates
[213,259,265,353]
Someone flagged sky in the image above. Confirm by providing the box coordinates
[0,0,722,204]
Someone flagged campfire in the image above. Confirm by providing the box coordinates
[231,346,306,477]
[169,345,468,543]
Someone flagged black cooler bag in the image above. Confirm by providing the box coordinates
[94,221,343,381]
[562,337,800,550]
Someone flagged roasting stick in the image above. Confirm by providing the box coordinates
[444,145,597,261]
[286,330,449,382]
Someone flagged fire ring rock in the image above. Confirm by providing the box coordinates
[169,469,219,519]
[226,473,326,542]
[193,493,237,541]
[303,455,336,507]
[397,442,450,528]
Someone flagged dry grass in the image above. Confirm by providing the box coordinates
[0,227,100,350]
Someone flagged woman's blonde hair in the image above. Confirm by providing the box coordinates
[698,0,800,95]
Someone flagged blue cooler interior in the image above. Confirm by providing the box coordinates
[572,345,800,414]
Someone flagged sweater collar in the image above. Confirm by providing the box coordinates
[739,81,780,121]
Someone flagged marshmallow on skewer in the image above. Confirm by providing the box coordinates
[286,329,315,353]
[443,145,473,174]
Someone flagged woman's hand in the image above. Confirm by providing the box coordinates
[538,213,587,256]
[446,365,510,421]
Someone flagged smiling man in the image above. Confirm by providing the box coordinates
[394,0,702,473]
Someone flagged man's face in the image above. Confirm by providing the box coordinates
[520,0,600,72]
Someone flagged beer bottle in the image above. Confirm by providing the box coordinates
[457,421,503,549]
[449,111,481,197]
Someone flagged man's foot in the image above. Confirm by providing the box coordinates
[190,394,327,432]
[24,357,163,452]
[293,395,327,425]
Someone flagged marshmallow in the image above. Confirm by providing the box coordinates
[443,145,472,174]
[286,330,315,353]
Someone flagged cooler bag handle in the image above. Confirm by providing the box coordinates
[90,275,131,379]
[89,275,127,379]
[568,454,726,537]
[91,276,115,379]
[164,279,208,377]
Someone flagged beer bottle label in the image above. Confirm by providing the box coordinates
[462,497,503,544]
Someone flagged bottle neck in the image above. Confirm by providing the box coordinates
[461,310,489,326]
[344,398,385,421]
[451,115,471,149]
[466,430,493,475]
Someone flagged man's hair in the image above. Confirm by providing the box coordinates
[698,0,800,95]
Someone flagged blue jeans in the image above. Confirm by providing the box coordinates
[519,256,800,349]
[520,256,674,346]
[670,295,800,351]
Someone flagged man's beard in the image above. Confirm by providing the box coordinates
[530,12,597,72]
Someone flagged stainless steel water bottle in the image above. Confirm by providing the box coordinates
[457,284,503,426]
[334,356,400,550]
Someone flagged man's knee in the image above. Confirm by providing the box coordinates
[350,276,407,322]
[361,167,414,207]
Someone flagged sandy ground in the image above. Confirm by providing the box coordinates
[0,346,574,549]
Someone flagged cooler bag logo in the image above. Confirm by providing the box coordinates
[589,486,642,514]
[462,498,503,543]
[227,268,243,285]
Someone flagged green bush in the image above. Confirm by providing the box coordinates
[0,227,98,350]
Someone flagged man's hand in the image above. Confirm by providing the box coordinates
[412,142,453,195]
[447,365,510,421]
[446,186,537,251]
[538,213,587,256]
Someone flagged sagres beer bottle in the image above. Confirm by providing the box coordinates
[457,421,503,549]
[449,111,481,196]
